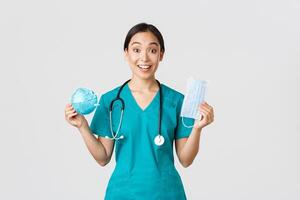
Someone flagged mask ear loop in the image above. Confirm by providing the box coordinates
[181,117,194,128]
[181,115,202,129]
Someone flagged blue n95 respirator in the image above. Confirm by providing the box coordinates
[70,88,99,115]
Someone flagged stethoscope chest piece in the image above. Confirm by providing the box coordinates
[154,135,165,146]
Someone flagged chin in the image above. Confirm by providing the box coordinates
[135,73,155,80]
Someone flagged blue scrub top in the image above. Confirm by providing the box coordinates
[90,83,194,200]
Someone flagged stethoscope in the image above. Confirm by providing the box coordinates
[105,79,165,146]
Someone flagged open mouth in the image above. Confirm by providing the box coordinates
[137,65,152,71]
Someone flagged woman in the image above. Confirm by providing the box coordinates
[65,22,214,199]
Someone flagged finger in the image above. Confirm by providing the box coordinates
[200,102,213,110]
[66,103,73,109]
[65,109,76,116]
[66,107,76,113]
[65,107,76,113]
[201,101,210,107]
[69,112,78,118]
[200,109,210,122]
[66,104,76,112]
[202,109,213,123]
[67,112,78,120]
[200,106,212,120]
[207,105,214,113]
[200,104,210,113]
[199,104,214,118]
[201,102,214,111]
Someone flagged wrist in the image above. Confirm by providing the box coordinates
[78,122,89,133]
[193,126,202,133]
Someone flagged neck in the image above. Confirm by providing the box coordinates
[128,76,158,92]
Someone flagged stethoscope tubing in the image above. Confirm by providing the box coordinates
[108,79,163,144]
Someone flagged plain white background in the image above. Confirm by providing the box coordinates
[0,0,299,199]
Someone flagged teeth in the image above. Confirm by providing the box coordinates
[138,65,151,69]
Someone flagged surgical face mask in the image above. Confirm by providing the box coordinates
[180,77,207,121]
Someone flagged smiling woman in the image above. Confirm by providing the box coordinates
[124,24,164,80]
[64,22,214,200]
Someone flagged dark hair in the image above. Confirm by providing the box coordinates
[123,23,165,53]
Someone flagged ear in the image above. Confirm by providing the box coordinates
[124,49,129,61]
[159,51,164,61]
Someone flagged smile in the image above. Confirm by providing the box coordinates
[137,65,152,70]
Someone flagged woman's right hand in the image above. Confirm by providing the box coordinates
[64,103,88,129]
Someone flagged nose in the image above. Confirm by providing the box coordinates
[140,51,149,62]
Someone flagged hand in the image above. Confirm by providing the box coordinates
[194,102,214,129]
[64,103,88,129]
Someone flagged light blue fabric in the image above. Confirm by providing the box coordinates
[181,77,207,119]
[71,88,98,115]
[90,83,194,200]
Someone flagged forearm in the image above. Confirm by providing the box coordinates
[179,127,202,167]
[78,126,108,164]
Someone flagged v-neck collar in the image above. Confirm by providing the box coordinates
[124,83,160,113]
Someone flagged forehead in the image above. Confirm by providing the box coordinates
[129,32,159,46]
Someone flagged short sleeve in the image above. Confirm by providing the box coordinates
[174,95,195,139]
[89,95,111,137]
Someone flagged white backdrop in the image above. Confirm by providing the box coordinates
[0,0,299,199]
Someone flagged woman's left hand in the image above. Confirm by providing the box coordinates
[194,102,214,130]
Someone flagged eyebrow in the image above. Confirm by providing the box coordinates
[130,42,159,46]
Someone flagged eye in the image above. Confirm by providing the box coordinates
[150,49,157,54]
[133,48,140,53]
